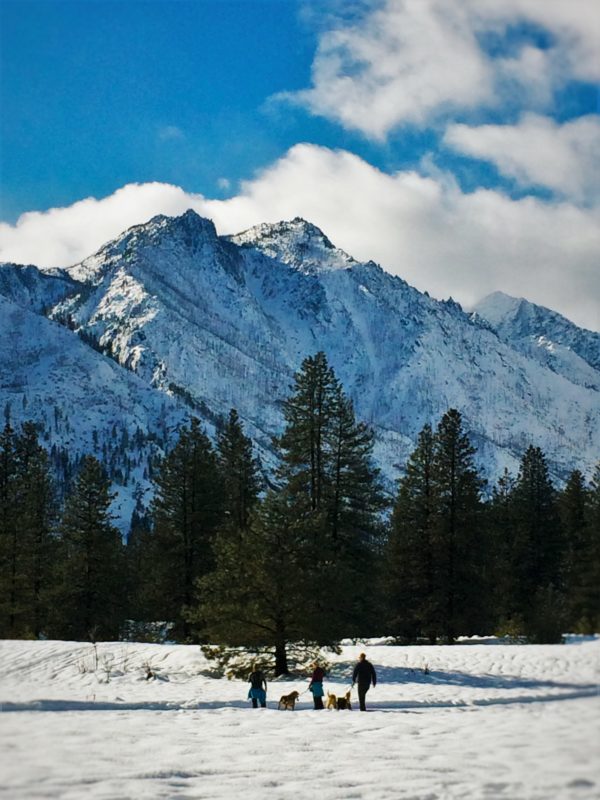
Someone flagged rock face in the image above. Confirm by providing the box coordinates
[1,210,599,528]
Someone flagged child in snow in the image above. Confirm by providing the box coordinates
[308,661,325,709]
[248,664,267,708]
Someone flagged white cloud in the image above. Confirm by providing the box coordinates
[1,145,598,331]
[0,182,210,268]
[284,0,600,138]
[444,114,600,204]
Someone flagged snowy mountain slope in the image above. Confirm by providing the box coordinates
[0,294,189,529]
[51,211,293,459]
[473,291,600,391]
[0,262,79,314]
[44,210,599,486]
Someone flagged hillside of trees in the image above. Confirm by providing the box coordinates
[1,353,599,673]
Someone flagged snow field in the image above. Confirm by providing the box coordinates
[0,638,598,799]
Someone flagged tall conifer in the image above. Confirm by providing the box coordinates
[386,423,437,641]
[56,455,124,640]
[217,409,261,532]
[151,418,224,639]
[430,409,484,642]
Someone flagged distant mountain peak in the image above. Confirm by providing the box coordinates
[229,217,356,274]
[152,209,218,240]
[474,291,600,376]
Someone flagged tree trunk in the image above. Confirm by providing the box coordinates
[274,638,288,676]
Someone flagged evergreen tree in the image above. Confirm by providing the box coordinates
[429,409,485,642]
[385,423,437,641]
[195,490,319,675]
[277,351,339,511]
[14,423,57,637]
[485,469,520,633]
[217,409,261,532]
[0,422,56,638]
[194,353,384,670]
[558,470,588,629]
[276,352,385,636]
[55,456,124,640]
[0,423,20,637]
[568,464,600,633]
[124,512,160,632]
[510,446,564,641]
[151,418,224,640]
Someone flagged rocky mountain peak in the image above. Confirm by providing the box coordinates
[229,217,356,274]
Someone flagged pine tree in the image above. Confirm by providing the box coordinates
[14,423,57,637]
[385,423,437,641]
[0,423,20,636]
[195,490,317,675]
[55,455,124,640]
[277,351,340,511]
[510,446,564,641]
[217,409,261,532]
[151,418,224,640]
[429,409,485,643]
[568,464,600,633]
[194,353,384,670]
[124,512,160,633]
[485,469,521,634]
[558,470,588,629]
[276,352,384,637]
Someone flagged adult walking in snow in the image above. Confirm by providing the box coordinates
[352,652,377,711]
[308,661,325,709]
[248,664,267,708]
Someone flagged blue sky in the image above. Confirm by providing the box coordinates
[1,0,598,329]
[1,0,318,218]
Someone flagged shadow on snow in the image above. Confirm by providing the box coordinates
[1,687,597,714]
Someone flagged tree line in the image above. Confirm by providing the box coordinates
[0,352,598,672]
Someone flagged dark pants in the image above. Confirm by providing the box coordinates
[251,698,266,708]
[313,695,324,709]
[357,682,370,711]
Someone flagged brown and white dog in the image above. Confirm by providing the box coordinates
[278,690,300,710]
[326,691,337,710]
[336,690,352,710]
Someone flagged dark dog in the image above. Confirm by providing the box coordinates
[336,690,352,710]
[278,690,300,710]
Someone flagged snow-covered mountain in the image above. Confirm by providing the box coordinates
[1,210,598,530]
[0,291,188,529]
[0,263,79,313]
[473,292,600,391]
[50,211,600,483]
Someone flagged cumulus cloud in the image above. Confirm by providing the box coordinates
[1,145,598,331]
[284,0,600,138]
[444,114,600,204]
[0,182,211,268]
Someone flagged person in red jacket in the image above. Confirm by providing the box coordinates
[308,661,325,709]
[352,652,377,711]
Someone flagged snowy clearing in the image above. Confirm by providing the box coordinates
[0,638,599,799]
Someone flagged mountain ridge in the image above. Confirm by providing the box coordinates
[1,209,598,529]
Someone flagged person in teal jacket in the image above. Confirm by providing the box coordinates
[308,661,325,709]
[248,665,267,708]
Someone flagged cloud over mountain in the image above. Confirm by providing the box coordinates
[1,145,598,331]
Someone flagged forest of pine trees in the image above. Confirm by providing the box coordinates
[1,352,599,671]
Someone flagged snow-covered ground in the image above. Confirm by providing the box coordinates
[0,637,598,799]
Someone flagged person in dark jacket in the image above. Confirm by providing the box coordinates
[352,652,377,711]
[248,664,267,708]
[308,661,325,709]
